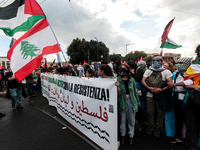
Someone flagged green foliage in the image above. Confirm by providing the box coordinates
[146,56,153,64]
[108,53,122,61]
[67,38,109,64]
[20,41,39,60]
[124,50,147,61]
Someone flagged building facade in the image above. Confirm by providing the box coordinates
[164,53,181,61]
[0,57,10,69]
[0,57,46,69]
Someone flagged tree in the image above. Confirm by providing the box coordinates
[146,56,153,64]
[124,50,147,62]
[67,38,109,64]
[108,53,122,62]
[20,41,39,60]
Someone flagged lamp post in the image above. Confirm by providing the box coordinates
[95,37,98,61]
[126,44,134,54]
[101,55,103,62]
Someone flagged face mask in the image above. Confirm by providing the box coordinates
[152,61,162,69]
[120,68,128,77]
[176,64,190,73]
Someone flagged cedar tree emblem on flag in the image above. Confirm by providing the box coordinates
[5,1,61,82]
[20,41,39,60]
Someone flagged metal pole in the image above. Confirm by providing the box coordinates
[95,37,98,61]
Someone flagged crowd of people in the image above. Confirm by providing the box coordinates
[1,45,200,150]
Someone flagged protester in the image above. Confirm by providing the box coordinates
[0,69,4,92]
[85,68,96,78]
[73,64,78,76]
[128,60,146,131]
[137,61,147,72]
[93,62,100,77]
[98,64,114,78]
[6,70,23,109]
[25,72,35,97]
[77,65,85,77]
[82,63,91,76]
[141,56,172,137]
[168,57,192,144]
[163,62,175,73]
[115,60,121,77]
[181,45,200,150]
[128,60,144,83]
[116,63,140,146]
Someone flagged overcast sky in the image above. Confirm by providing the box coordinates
[0,0,200,62]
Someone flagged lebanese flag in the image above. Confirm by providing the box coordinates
[7,18,61,82]
[161,18,174,47]
[0,0,45,37]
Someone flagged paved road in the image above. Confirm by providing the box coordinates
[0,91,183,150]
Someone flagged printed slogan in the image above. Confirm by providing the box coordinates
[41,73,117,150]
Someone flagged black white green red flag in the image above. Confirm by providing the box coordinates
[161,18,174,47]
[160,37,182,49]
[160,18,182,49]
[0,0,45,37]
[7,18,61,82]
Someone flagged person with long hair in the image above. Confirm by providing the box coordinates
[98,64,114,78]
[116,63,140,146]
[163,62,175,73]
[85,68,96,78]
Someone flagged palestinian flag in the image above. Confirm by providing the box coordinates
[7,18,61,82]
[160,37,182,49]
[161,18,174,47]
[0,0,45,37]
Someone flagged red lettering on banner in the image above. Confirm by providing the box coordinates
[70,101,74,109]
[74,100,108,122]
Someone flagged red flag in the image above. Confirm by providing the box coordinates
[140,56,143,61]
[159,49,163,56]
[121,59,122,64]
[84,60,87,64]
[79,62,81,65]
[138,59,140,62]
[43,58,48,68]
[124,60,126,64]
[161,18,175,47]
[135,61,137,64]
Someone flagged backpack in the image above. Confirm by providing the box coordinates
[146,69,164,88]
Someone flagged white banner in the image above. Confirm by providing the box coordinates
[41,73,117,150]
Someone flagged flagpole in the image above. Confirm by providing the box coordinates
[46,19,67,64]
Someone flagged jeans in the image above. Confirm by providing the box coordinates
[26,83,35,96]
[9,88,22,106]
[120,98,136,138]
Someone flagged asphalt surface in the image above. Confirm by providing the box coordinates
[0,90,184,150]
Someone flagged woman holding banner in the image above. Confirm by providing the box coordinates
[115,64,140,146]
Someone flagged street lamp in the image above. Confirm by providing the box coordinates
[95,37,98,61]
[126,44,134,55]
[101,55,103,62]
